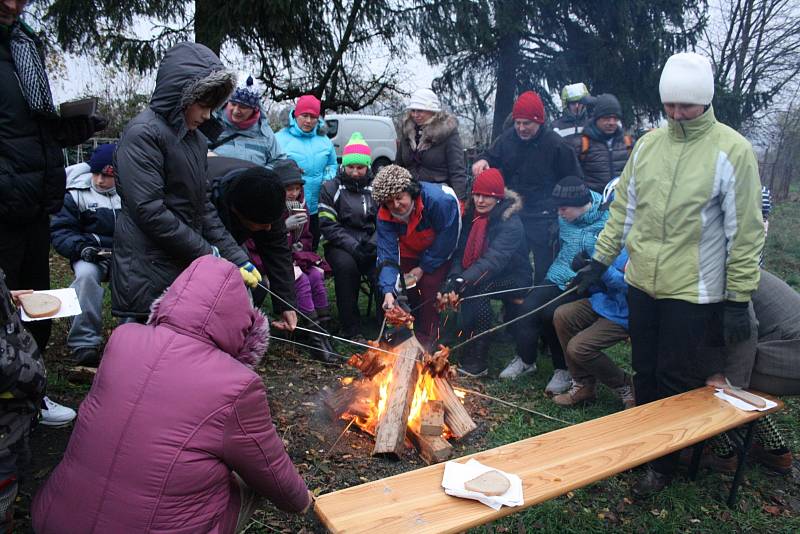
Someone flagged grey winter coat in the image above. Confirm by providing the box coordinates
[111,42,248,319]
[573,123,632,193]
[396,111,468,200]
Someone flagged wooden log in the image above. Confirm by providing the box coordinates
[66,365,97,385]
[323,382,374,421]
[419,400,444,436]
[407,428,453,465]
[373,336,422,456]
[433,377,477,439]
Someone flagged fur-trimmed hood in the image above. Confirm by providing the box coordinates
[146,256,269,369]
[401,111,459,151]
[465,188,523,221]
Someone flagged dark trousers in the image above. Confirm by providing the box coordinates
[310,214,321,251]
[627,286,724,475]
[0,217,51,351]
[325,245,375,336]
[553,299,629,388]
[523,216,556,284]
[458,276,519,337]
[515,282,578,368]
[400,257,450,348]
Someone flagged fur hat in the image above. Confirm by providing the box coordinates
[295,94,321,117]
[472,168,505,199]
[512,91,545,124]
[552,176,591,207]
[229,75,261,109]
[371,165,414,204]
[659,52,714,106]
[228,168,287,224]
[342,132,372,167]
[406,88,441,112]
[89,143,116,175]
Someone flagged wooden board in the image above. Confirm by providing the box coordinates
[372,336,422,456]
[315,387,782,534]
[408,428,453,465]
[433,377,477,439]
[420,400,444,436]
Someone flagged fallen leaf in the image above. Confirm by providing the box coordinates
[762,505,781,516]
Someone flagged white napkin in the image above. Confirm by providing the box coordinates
[19,288,82,322]
[441,459,524,510]
[714,389,777,412]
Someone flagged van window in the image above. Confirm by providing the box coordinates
[325,119,338,138]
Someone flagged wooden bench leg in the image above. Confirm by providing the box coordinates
[689,440,705,481]
[727,421,756,508]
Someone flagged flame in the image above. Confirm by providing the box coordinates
[406,371,438,432]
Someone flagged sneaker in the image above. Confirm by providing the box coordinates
[750,442,793,475]
[613,374,636,409]
[552,379,597,406]
[499,356,536,379]
[545,369,573,396]
[40,397,77,427]
[72,347,100,367]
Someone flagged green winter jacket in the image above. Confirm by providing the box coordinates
[593,107,763,304]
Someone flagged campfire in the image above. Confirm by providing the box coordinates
[324,310,476,464]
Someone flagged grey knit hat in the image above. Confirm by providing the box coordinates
[371,165,414,204]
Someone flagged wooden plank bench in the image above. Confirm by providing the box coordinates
[314,387,782,534]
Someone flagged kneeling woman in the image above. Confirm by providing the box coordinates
[372,165,461,348]
[33,256,311,533]
[444,168,533,376]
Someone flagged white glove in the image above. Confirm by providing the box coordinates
[285,213,308,231]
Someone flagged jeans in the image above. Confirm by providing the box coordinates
[68,260,110,350]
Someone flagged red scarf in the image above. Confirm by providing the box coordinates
[462,213,490,269]
[226,106,261,130]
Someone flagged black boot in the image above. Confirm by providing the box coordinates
[302,312,340,364]
[458,337,489,377]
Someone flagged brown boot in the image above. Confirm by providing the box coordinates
[613,374,636,409]
[750,442,793,475]
[552,379,596,407]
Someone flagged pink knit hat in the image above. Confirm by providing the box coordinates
[295,95,321,118]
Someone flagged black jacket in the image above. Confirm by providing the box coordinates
[396,111,468,200]
[111,43,246,318]
[480,126,582,219]
[208,157,296,312]
[0,24,66,225]
[573,124,632,193]
[318,167,378,251]
[449,189,533,291]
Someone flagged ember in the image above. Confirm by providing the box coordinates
[435,290,462,313]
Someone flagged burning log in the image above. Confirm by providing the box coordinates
[433,377,477,439]
[407,428,453,465]
[419,400,444,436]
[372,336,422,456]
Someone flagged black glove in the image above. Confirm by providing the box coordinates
[80,246,102,263]
[54,115,107,147]
[568,259,607,296]
[571,250,591,272]
[442,276,467,295]
[723,301,752,346]
[352,240,377,270]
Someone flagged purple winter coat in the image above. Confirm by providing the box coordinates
[32,256,309,533]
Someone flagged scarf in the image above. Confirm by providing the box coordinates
[9,23,55,116]
[226,106,260,131]
[462,213,490,269]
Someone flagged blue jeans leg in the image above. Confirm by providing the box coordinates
[68,260,108,350]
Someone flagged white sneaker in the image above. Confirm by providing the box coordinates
[545,369,573,396]
[40,396,77,427]
[499,356,536,379]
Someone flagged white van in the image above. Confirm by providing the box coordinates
[324,114,397,173]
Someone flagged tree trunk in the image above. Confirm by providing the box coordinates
[491,30,522,141]
[194,0,223,55]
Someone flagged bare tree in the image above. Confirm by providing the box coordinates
[759,84,800,200]
[702,0,800,131]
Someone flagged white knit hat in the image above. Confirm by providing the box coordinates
[406,88,441,112]
[659,52,714,105]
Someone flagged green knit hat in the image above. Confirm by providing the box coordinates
[341,132,372,167]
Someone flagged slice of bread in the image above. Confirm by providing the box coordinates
[19,293,61,318]
[464,470,510,496]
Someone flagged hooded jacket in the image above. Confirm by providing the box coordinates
[50,162,121,263]
[275,111,337,215]
[32,257,309,534]
[281,189,330,274]
[318,167,378,251]
[589,249,630,329]
[111,42,248,319]
[593,107,764,304]
[376,182,461,294]
[551,109,588,140]
[0,22,66,224]
[396,111,468,200]
[448,189,533,290]
[212,108,286,167]
[546,190,609,289]
[480,126,582,219]
[574,122,632,193]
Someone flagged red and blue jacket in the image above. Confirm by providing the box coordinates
[377,182,461,294]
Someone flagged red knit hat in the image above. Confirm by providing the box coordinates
[472,168,505,199]
[295,94,321,117]
[512,91,545,124]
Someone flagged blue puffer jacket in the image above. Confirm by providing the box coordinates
[590,249,629,329]
[275,111,337,214]
[546,190,608,289]
[211,109,286,167]
[51,163,121,264]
